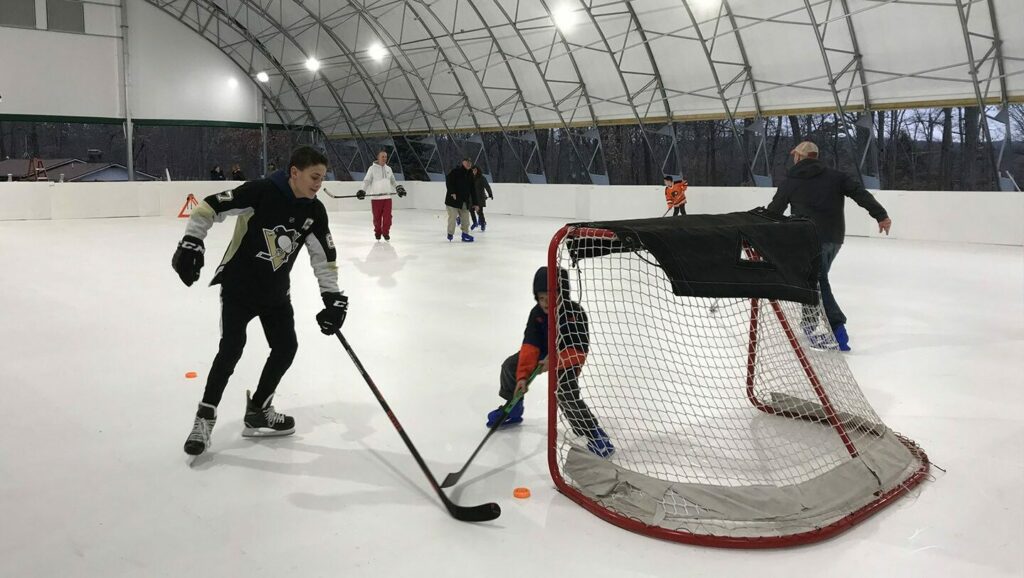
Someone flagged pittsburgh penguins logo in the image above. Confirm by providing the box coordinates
[256,226,300,271]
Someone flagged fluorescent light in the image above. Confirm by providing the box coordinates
[256,71,270,83]
[692,0,722,14]
[552,5,578,32]
[368,43,388,62]
[305,57,320,72]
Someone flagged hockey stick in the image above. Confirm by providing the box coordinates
[661,207,672,217]
[334,331,501,522]
[320,188,392,200]
[440,366,543,489]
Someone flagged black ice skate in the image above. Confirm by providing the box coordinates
[184,402,217,456]
[242,390,295,437]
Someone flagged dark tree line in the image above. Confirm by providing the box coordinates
[2,104,1020,188]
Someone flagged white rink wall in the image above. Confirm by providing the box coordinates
[0,180,1021,246]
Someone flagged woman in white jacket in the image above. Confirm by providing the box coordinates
[361,151,404,241]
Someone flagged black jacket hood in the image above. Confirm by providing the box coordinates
[787,158,827,179]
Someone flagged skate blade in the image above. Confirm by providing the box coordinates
[242,426,295,438]
[187,452,212,468]
[806,340,838,352]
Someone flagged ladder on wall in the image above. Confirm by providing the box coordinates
[27,158,47,181]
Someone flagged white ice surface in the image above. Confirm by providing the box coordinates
[0,210,1021,577]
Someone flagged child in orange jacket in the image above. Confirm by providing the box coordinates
[663,175,688,216]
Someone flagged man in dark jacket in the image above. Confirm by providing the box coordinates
[445,158,477,242]
[767,141,892,351]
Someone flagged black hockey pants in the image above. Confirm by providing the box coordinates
[201,291,297,408]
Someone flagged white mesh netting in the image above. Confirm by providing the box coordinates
[550,227,929,547]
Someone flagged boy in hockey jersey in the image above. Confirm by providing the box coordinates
[664,175,688,216]
[485,267,614,458]
[172,146,349,457]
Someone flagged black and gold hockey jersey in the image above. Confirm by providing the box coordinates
[184,171,339,301]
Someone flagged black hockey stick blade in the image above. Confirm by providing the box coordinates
[441,394,522,489]
[334,331,501,522]
[321,187,390,200]
[442,495,502,522]
[440,367,540,489]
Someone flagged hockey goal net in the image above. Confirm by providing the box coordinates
[546,211,929,548]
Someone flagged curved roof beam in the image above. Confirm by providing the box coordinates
[451,0,548,180]
[419,0,602,181]
[953,0,1001,183]
[801,0,869,183]
[623,1,672,122]
[519,0,610,181]
[314,3,453,142]
[799,0,878,182]
[624,1,680,177]
[574,2,659,157]
[339,1,498,176]
[391,0,530,178]
[720,1,766,115]
[834,0,872,112]
[277,0,430,175]
[984,0,1010,107]
[226,0,372,169]
[678,0,755,183]
[721,0,771,181]
[309,1,481,177]
[834,0,878,179]
[985,0,1011,175]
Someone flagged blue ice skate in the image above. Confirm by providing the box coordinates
[486,399,524,428]
[587,428,615,458]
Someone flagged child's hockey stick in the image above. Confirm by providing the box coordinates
[440,366,543,489]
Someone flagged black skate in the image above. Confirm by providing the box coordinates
[242,390,295,437]
[184,402,217,456]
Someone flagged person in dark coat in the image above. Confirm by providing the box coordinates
[470,165,493,231]
[767,141,892,352]
[231,164,245,181]
[444,158,477,242]
[210,165,226,180]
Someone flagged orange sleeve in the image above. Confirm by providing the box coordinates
[516,344,542,382]
[557,347,587,370]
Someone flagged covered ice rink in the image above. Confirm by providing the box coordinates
[3,0,1024,575]
[1,207,1022,577]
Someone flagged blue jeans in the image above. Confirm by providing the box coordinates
[818,242,846,329]
[803,242,846,330]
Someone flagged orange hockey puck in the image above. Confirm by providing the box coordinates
[185,371,198,379]
[513,487,531,499]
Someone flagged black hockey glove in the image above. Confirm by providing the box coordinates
[316,292,348,335]
[396,185,407,198]
[171,235,205,287]
[356,190,366,200]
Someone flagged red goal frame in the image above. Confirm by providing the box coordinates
[546,224,930,548]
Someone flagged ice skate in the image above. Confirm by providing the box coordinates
[184,402,217,459]
[586,428,615,458]
[485,399,524,428]
[242,390,295,437]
